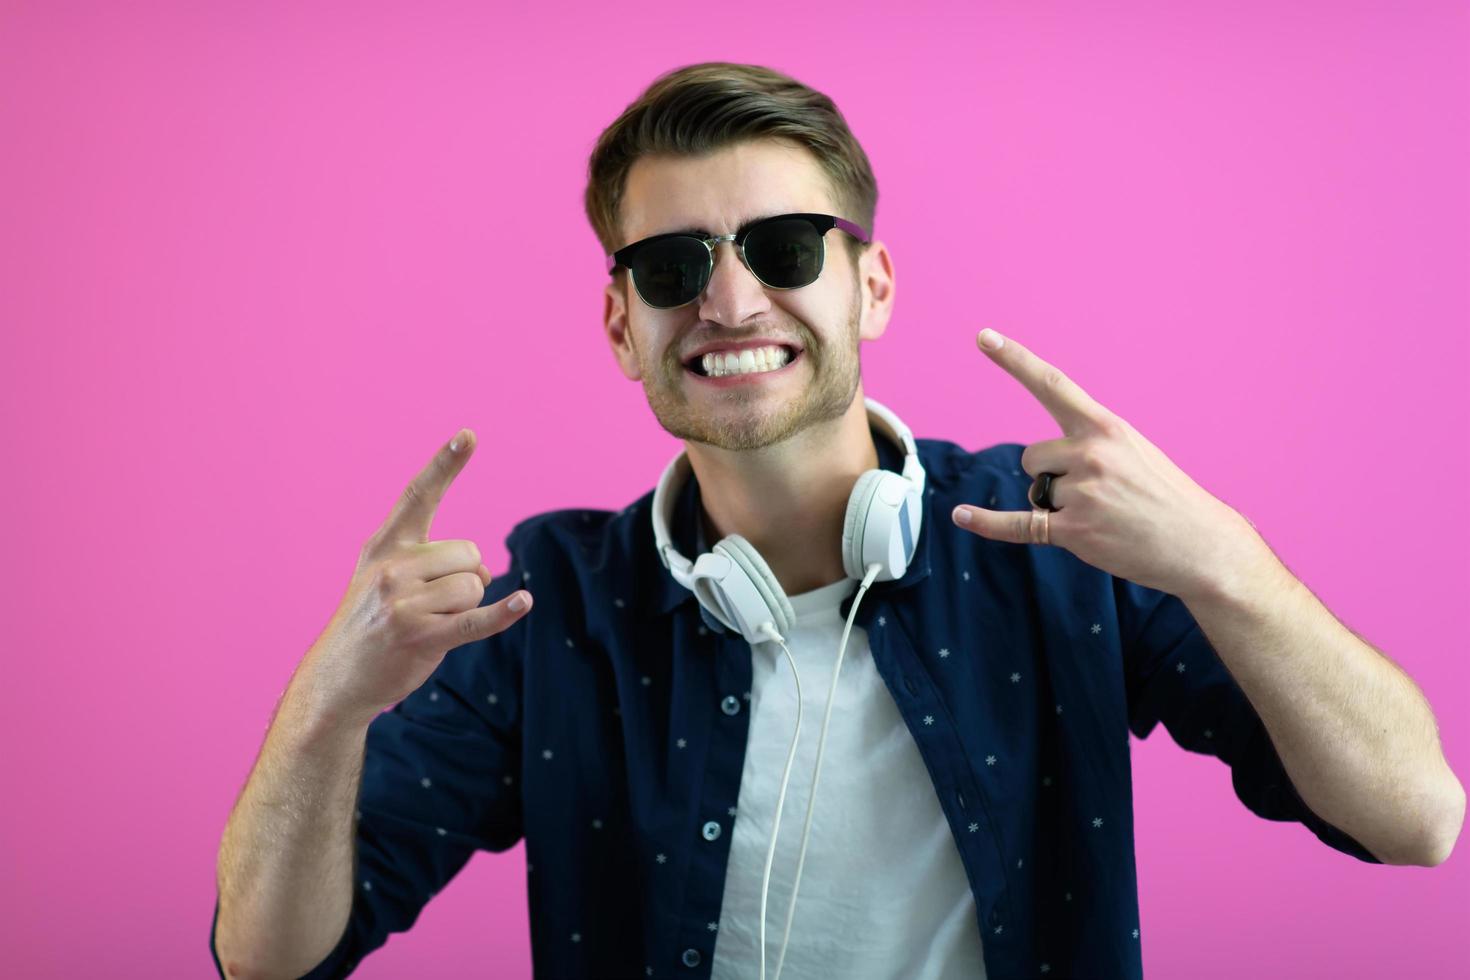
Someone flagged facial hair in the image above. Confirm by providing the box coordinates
[632,281,863,452]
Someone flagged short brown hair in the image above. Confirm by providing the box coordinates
[584,62,878,273]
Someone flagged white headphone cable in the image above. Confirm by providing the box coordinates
[761,562,882,980]
[755,621,803,980]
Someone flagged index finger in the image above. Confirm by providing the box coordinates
[976,329,1112,435]
[380,427,477,544]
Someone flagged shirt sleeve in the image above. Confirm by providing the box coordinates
[210,526,533,978]
[1115,575,1383,864]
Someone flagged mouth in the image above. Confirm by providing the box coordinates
[683,344,804,380]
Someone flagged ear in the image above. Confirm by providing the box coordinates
[855,239,896,343]
[603,275,642,381]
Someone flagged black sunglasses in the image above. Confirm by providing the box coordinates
[606,212,871,310]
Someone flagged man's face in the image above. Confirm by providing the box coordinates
[602,138,893,451]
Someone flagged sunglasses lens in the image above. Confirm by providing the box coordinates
[744,217,825,289]
[631,238,708,308]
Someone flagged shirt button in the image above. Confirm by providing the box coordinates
[682,947,702,968]
[720,695,740,716]
[701,820,722,841]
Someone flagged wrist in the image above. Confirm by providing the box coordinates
[283,650,380,741]
[1178,510,1286,611]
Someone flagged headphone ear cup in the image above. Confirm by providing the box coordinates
[690,570,740,635]
[842,470,885,580]
[845,470,923,581]
[719,534,795,641]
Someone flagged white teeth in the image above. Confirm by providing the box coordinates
[699,345,791,377]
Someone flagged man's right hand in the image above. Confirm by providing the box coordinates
[297,427,533,727]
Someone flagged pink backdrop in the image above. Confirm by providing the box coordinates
[2,1,1465,976]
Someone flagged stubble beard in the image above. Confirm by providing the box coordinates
[635,286,862,452]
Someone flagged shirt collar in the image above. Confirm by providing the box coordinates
[649,425,934,619]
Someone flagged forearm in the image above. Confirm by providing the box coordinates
[214,659,371,978]
[1177,528,1465,867]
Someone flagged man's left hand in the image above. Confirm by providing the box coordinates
[951,328,1268,601]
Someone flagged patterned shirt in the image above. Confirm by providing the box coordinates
[210,429,1380,979]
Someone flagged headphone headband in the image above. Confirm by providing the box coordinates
[651,397,924,596]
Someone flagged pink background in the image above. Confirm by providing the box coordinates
[2,1,1466,976]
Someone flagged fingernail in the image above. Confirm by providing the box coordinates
[450,430,464,452]
[509,592,529,612]
[978,329,1004,350]
[953,506,971,525]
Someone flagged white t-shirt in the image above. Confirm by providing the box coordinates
[709,576,988,980]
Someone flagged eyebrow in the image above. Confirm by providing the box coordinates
[655,211,793,238]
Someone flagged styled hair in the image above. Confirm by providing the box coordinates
[584,62,878,275]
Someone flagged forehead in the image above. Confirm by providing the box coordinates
[620,138,836,245]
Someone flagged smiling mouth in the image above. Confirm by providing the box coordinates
[683,345,803,377]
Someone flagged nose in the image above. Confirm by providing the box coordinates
[696,239,772,325]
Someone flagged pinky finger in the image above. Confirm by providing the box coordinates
[453,590,533,643]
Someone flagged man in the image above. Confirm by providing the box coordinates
[211,62,1463,979]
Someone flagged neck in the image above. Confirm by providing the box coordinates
[686,390,881,598]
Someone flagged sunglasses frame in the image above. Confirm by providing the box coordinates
[605,211,871,310]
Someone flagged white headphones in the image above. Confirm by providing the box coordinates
[650,396,928,980]
[650,396,927,646]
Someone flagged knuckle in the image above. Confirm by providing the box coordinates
[385,596,412,635]
[1081,444,1109,474]
[374,561,403,597]
[359,531,388,562]
[399,478,427,513]
[1041,367,1069,395]
[457,608,485,640]
[467,540,483,566]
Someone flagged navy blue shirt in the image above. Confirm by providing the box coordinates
[210,430,1379,979]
